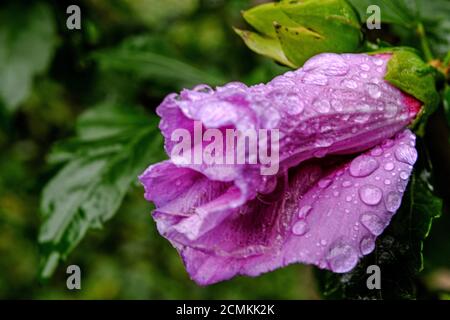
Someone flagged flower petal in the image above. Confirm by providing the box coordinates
[156,53,420,202]
[149,129,417,285]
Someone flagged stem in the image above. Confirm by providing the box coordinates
[417,23,434,62]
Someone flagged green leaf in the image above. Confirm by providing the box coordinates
[92,36,226,88]
[382,49,440,134]
[317,142,443,299]
[241,2,298,38]
[348,0,450,57]
[233,28,295,68]
[236,0,362,68]
[347,0,416,27]
[39,104,165,279]
[0,3,57,112]
[443,85,450,132]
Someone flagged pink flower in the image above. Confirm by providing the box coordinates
[139,53,421,285]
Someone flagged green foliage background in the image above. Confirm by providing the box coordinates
[0,0,449,299]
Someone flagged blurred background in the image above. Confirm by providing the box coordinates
[0,0,449,299]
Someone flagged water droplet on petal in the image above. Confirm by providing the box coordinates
[342,79,358,89]
[193,84,213,93]
[303,73,328,86]
[360,213,386,235]
[285,93,304,115]
[370,146,383,156]
[313,99,331,113]
[292,221,309,236]
[326,243,358,273]
[395,145,417,165]
[385,103,398,118]
[360,236,375,255]
[354,114,370,123]
[359,185,383,205]
[399,171,409,180]
[298,205,313,219]
[342,180,352,187]
[360,64,370,71]
[315,138,333,147]
[384,162,394,171]
[349,155,380,177]
[373,58,384,66]
[314,149,328,158]
[318,178,332,189]
[367,83,382,99]
[385,191,402,213]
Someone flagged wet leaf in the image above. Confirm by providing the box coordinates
[0,3,57,112]
[39,104,165,279]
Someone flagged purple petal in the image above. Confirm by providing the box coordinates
[142,130,417,285]
[156,53,421,201]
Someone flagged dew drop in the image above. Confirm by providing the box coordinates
[292,220,309,236]
[342,180,352,187]
[373,58,384,66]
[313,99,331,113]
[331,99,344,112]
[399,171,409,180]
[360,236,375,255]
[360,213,386,235]
[326,243,358,273]
[303,73,328,86]
[318,178,332,189]
[315,138,333,147]
[360,64,370,71]
[354,114,370,123]
[395,145,417,165]
[324,60,349,76]
[314,149,328,158]
[385,103,398,118]
[298,205,313,219]
[342,79,358,89]
[285,94,304,115]
[370,146,383,156]
[385,191,402,213]
[384,162,394,171]
[367,83,381,99]
[349,155,380,177]
[359,185,383,205]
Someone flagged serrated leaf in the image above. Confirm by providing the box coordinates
[0,3,57,112]
[39,104,165,279]
[317,140,442,299]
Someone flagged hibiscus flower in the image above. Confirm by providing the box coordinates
[139,52,424,285]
